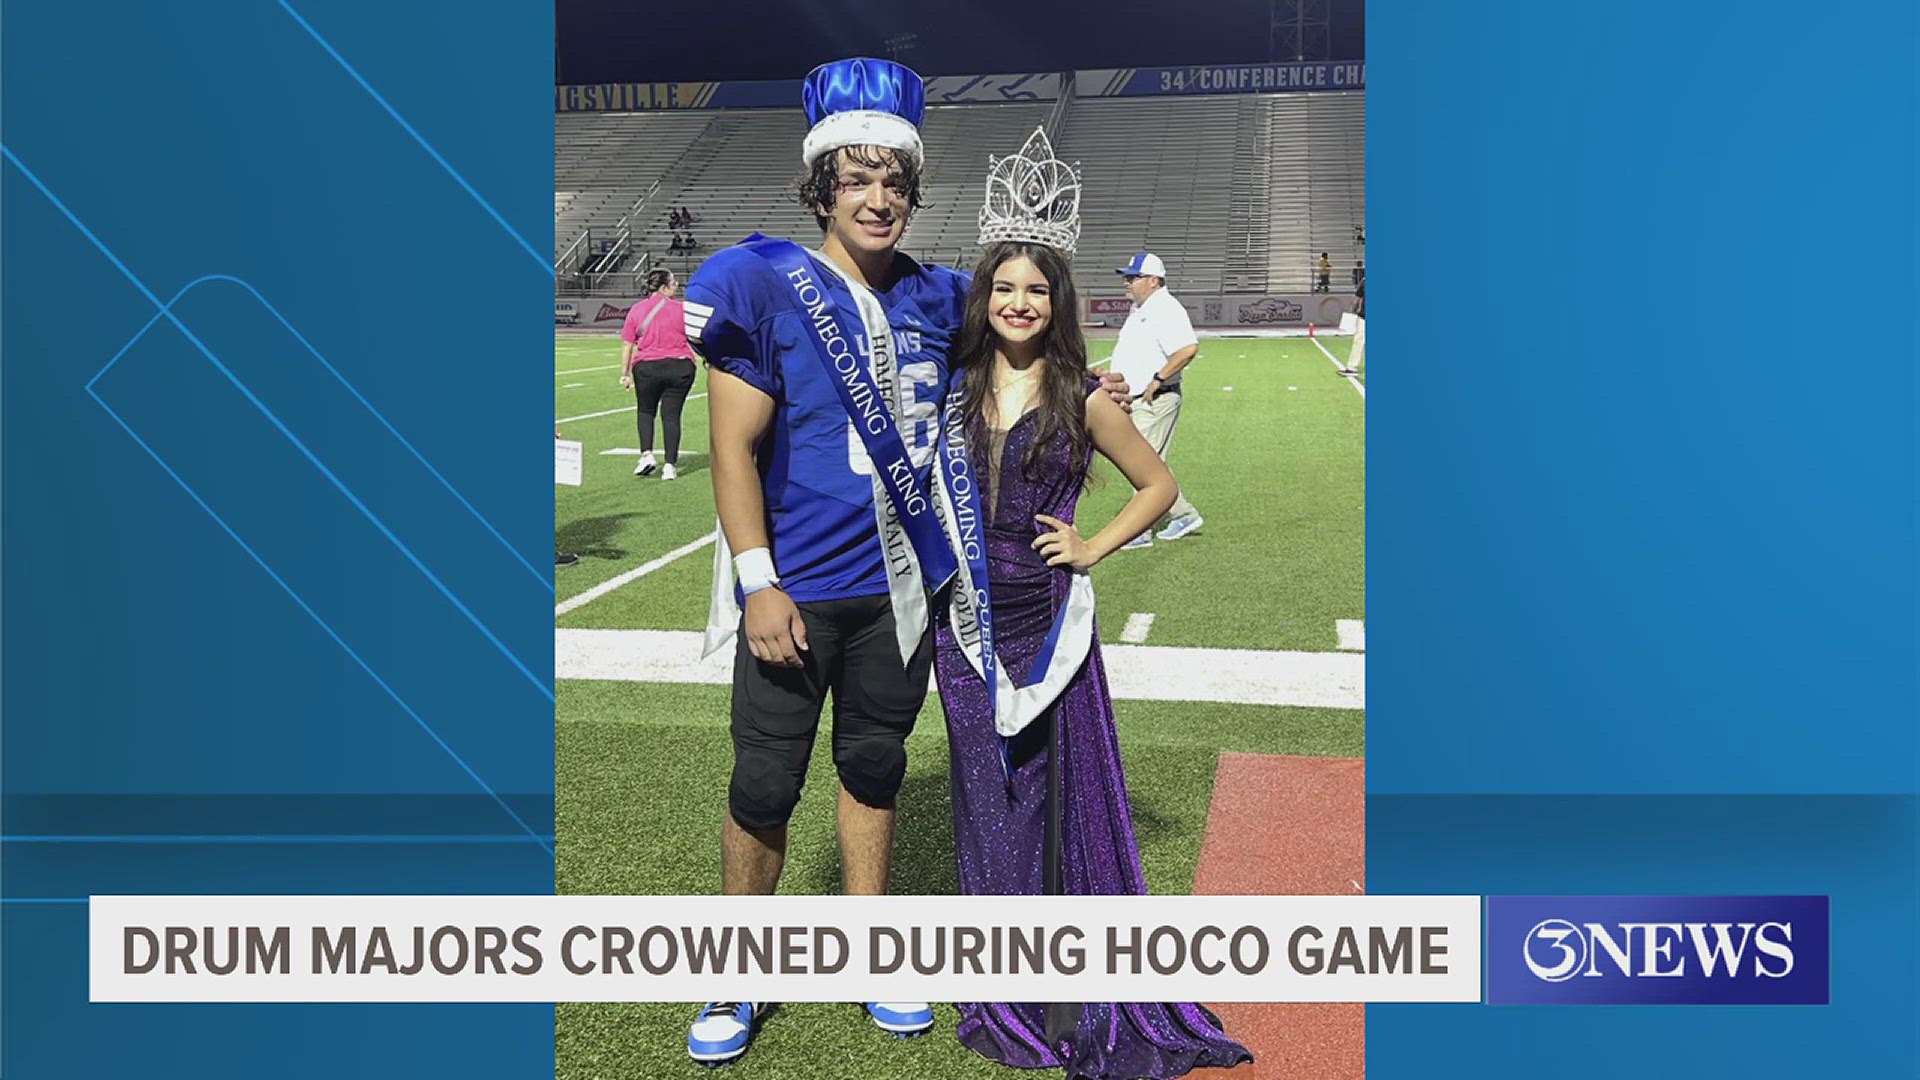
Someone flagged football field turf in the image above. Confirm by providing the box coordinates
[555,331,1364,1078]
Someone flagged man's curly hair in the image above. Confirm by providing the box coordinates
[794,145,926,232]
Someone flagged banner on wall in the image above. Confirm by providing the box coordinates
[553,63,1365,113]
[566,294,1351,330]
[552,299,644,326]
[1080,62,1366,97]
[1085,293,1355,328]
[555,72,1064,113]
[554,82,727,112]
[922,72,1062,103]
[580,300,639,326]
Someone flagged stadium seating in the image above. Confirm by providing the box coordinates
[554,111,715,260]
[1055,96,1243,296]
[899,101,1056,270]
[1293,92,1366,294]
[555,89,1364,301]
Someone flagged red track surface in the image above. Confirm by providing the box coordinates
[1192,752,1365,1080]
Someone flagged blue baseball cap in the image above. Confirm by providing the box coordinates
[1116,252,1167,278]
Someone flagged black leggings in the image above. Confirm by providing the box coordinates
[630,358,696,462]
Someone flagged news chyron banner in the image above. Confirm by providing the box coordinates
[92,895,1480,1004]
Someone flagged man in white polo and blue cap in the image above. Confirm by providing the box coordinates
[1110,252,1204,546]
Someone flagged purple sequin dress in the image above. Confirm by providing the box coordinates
[932,391,1252,1080]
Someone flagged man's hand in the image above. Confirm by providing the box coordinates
[1097,369,1132,412]
[1140,377,1161,405]
[743,588,809,668]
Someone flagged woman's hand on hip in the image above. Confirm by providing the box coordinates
[1033,514,1097,570]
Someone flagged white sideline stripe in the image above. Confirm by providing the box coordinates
[563,382,586,388]
[554,533,718,616]
[556,392,707,425]
[1336,619,1365,652]
[556,629,1365,710]
[557,405,632,424]
[599,448,707,457]
[556,364,621,375]
[1120,612,1156,644]
[1309,337,1366,398]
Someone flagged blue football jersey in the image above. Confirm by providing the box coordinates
[685,242,969,602]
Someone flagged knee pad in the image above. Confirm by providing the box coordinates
[728,746,805,830]
[834,734,908,809]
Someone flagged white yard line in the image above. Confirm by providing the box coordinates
[556,392,707,425]
[554,532,718,617]
[1308,337,1366,398]
[556,364,622,375]
[1336,619,1366,652]
[556,629,1365,710]
[1120,613,1156,644]
[556,405,634,424]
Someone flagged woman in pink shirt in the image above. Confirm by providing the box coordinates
[619,268,697,479]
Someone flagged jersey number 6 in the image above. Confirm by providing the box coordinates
[846,360,942,476]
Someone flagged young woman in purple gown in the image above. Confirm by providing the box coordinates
[929,160,1253,1075]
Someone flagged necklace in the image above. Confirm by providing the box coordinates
[993,367,1039,391]
[990,365,1040,430]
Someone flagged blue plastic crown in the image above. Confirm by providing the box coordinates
[802,57,926,129]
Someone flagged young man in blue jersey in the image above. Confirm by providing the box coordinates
[677,57,956,1064]
[679,58,1125,1065]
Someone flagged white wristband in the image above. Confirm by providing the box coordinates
[733,547,781,596]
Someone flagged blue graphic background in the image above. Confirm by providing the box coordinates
[3,0,553,1075]
[1371,0,1916,1075]
[4,0,1916,1076]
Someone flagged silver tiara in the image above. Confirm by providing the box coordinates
[978,127,1082,254]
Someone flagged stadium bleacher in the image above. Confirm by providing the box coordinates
[554,87,1363,301]
[554,111,713,262]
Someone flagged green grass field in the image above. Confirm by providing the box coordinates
[554,330,1364,1079]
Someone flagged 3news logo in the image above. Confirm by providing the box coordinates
[1486,896,1828,1005]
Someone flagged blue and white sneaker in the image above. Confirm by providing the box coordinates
[1119,533,1154,551]
[864,1001,934,1037]
[688,1001,760,1066]
[1156,514,1204,541]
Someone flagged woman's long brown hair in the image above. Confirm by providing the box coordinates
[951,241,1091,480]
